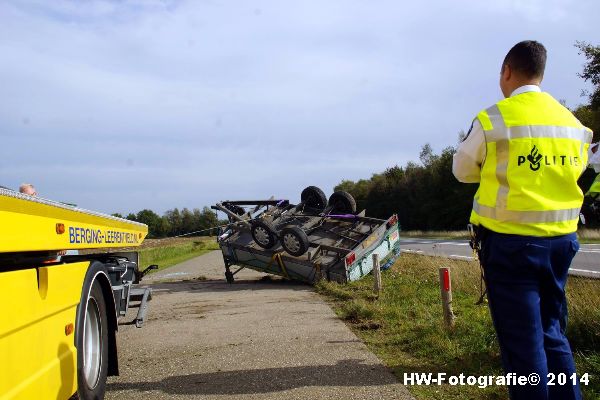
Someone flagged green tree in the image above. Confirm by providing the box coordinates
[181,208,195,235]
[574,41,600,198]
[576,41,600,110]
[158,216,172,237]
[164,208,183,236]
[574,41,600,141]
[136,209,163,238]
[336,144,477,230]
[190,207,219,235]
[419,143,438,167]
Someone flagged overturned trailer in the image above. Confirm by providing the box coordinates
[212,186,401,284]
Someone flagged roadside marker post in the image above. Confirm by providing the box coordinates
[372,253,382,296]
[439,267,456,329]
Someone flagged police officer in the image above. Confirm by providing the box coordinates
[453,41,593,400]
[586,174,600,199]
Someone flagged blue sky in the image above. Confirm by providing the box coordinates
[1,0,598,215]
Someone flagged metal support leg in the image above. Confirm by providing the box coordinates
[134,287,152,328]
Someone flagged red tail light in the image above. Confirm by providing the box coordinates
[387,214,398,228]
[345,252,356,265]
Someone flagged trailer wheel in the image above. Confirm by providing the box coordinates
[251,220,277,249]
[225,204,246,221]
[328,191,357,214]
[280,226,310,257]
[76,279,109,400]
[301,186,328,211]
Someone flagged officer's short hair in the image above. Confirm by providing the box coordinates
[502,40,547,79]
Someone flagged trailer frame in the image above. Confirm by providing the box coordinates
[212,193,401,284]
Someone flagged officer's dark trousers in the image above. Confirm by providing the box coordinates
[481,230,582,400]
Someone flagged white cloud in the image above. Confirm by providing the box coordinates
[1,0,598,213]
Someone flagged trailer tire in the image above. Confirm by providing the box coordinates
[76,279,109,400]
[301,186,328,211]
[280,226,310,257]
[251,220,277,249]
[328,191,357,214]
[224,204,246,221]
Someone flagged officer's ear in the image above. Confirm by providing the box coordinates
[499,64,512,98]
[501,64,512,82]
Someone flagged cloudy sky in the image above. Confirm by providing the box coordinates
[1,0,598,215]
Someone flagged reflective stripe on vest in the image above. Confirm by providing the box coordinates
[470,92,593,236]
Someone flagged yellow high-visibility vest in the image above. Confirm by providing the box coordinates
[587,174,600,197]
[470,91,593,236]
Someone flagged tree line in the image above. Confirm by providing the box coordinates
[335,42,600,231]
[113,207,222,238]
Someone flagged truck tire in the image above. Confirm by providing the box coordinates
[300,186,327,211]
[76,279,109,400]
[328,191,357,214]
[280,226,310,257]
[251,220,277,249]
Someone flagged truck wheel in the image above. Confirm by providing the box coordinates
[280,226,309,257]
[76,280,109,400]
[251,220,277,249]
[328,191,357,214]
[301,186,327,211]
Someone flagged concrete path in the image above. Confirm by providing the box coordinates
[106,251,413,399]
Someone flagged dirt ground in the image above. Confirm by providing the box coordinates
[105,251,413,399]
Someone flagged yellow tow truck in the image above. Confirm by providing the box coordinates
[0,188,155,400]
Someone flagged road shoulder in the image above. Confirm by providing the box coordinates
[107,251,414,399]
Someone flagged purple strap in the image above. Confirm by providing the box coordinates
[326,214,358,219]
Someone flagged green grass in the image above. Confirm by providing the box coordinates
[316,253,600,399]
[401,230,471,240]
[578,228,600,244]
[137,238,220,273]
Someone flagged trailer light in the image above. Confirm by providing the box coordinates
[386,215,398,229]
[345,252,356,265]
[65,323,74,336]
[55,223,65,234]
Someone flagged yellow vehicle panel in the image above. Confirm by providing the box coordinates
[0,189,147,253]
[0,262,89,400]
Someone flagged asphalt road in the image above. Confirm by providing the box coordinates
[400,237,600,279]
[106,251,414,400]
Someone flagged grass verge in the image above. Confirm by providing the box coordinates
[80,236,221,274]
[401,230,470,240]
[578,228,600,243]
[136,237,220,273]
[316,253,600,399]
